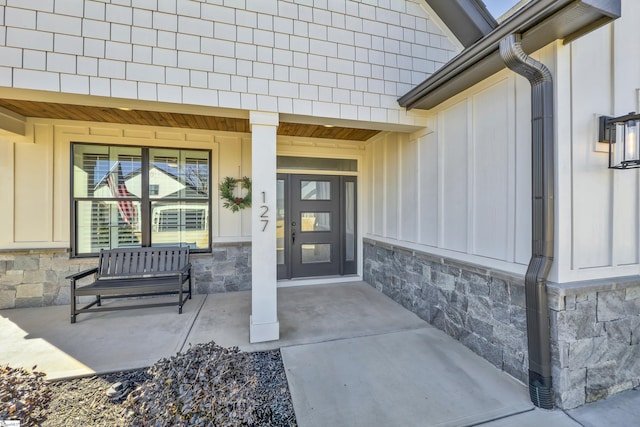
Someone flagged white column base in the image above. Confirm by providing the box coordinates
[249,315,280,343]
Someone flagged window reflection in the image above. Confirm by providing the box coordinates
[300,212,331,232]
[300,181,331,200]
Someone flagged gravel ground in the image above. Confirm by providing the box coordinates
[2,343,297,427]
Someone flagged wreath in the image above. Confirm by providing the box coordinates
[219,176,252,212]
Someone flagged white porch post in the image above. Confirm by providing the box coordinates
[249,111,280,343]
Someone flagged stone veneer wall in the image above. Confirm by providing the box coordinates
[0,243,251,310]
[548,278,640,409]
[363,238,529,384]
[364,238,640,409]
[191,243,251,294]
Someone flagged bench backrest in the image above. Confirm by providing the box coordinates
[97,247,189,278]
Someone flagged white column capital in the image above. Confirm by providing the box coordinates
[249,111,279,128]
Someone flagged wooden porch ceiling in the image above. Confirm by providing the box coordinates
[0,99,381,142]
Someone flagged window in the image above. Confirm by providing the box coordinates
[72,144,211,256]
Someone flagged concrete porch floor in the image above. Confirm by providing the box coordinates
[0,281,635,426]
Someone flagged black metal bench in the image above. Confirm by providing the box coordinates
[67,247,192,323]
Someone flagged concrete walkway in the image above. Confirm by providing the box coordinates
[0,281,636,426]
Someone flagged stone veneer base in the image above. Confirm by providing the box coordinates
[363,238,640,410]
[0,243,251,310]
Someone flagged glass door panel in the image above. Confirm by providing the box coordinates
[301,244,332,264]
[290,175,340,278]
[300,212,331,232]
[277,178,285,265]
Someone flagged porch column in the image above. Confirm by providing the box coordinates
[249,111,280,343]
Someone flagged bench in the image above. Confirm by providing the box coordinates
[67,247,192,323]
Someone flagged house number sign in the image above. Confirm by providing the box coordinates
[260,191,268,232]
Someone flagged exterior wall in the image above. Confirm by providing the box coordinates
[0,118,366,307]
[0,120,250,250]
[0,0,458,127]
[556,0,640,283]
[360,0,640,284]
[363,239,529,384]
[0,243,251,309]
[363,66,535,277]
[361,1,640,408]
[0,118,366,250]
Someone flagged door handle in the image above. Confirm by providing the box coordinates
[291,221,296,244]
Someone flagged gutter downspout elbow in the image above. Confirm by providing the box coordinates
[499,33,555,409]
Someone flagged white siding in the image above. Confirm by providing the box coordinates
[385,134,399,239]
[372,134,385,235]
[563,0,640,281]
[472,79,512,260]
[570,28,614,270]
[217,135,244,238]
[441,100,469,253]
[0,0,459,127]
[418,130,438,246]
[399,135,418,241]
[13,124,53,242]
[364,72,529,274]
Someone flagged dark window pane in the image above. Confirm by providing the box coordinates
[277,156,357,172]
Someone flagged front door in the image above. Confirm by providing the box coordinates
[277,174,356,279]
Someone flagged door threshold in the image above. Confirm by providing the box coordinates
[277,275,361,288]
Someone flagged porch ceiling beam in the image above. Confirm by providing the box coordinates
[399,0,621,110]
[0,105,26,138]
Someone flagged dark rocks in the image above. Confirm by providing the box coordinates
[123,342,296,426]
[0,365,51,427]
[45,368,150,427]
[2,343,296,427]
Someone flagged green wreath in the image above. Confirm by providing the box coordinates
[219,176,252,212]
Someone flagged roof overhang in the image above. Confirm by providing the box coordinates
[400,0,621,110]
[0,93,385,142]
[422,0,497,47]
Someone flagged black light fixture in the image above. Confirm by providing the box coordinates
[599,112,640,169]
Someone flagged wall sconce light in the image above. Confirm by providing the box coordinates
[599,112,640,169]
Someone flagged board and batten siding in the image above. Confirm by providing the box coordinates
[0,119,366,250]
[365,70,533,276]
[0,121,243,249]
[564,0,640,282]
[367,0,640,284]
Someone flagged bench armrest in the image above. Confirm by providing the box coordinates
[66,267,98,281]
[179,263,192,275]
